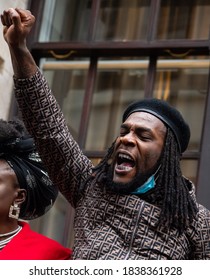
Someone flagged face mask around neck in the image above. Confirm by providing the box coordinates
[131,174,155,195]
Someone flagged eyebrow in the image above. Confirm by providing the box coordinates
[120,124,128,129]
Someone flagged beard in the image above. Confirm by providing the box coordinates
[104,163,159,195]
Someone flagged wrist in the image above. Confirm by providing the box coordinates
[9,45,37,78]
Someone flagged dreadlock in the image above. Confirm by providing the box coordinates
[90,139,116,185]
[88,128,198,233]
[156,128,198,232]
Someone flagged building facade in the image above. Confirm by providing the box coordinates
[2,0,210,248]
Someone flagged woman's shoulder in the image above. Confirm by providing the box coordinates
[19,221,72,259]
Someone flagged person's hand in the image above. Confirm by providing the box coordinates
[1,8,35,47]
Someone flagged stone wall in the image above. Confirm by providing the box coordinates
[0,0,28,120]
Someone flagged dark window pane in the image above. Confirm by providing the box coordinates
[39,0,92,41]
[157,0,210,39]
[153,56,209,151]
[95,0,151,41]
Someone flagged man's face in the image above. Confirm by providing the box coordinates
[112,111,167,184]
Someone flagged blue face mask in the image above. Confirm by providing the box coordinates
[131,175,155,195]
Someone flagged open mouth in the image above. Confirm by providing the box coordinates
[115,152,135,172]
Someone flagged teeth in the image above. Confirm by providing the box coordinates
[118,153,133,161]
[118,165,132,171]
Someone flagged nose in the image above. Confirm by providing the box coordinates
[120,132,136,146]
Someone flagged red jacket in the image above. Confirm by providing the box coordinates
[0,221,71,260]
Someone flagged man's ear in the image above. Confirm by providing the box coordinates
[15,189,27,206]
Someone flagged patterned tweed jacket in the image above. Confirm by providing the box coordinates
[14,69,210,260]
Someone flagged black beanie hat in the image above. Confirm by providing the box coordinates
[122,98,190,154]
